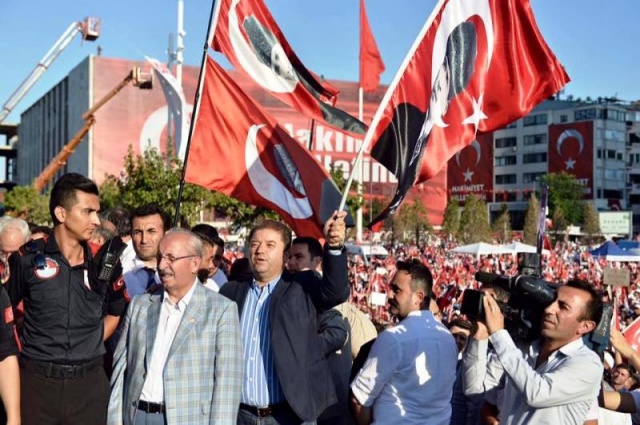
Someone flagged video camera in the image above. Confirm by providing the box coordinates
[460,252,612,353]
[460,253,557,342]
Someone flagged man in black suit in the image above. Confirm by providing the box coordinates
[220,211,348,425]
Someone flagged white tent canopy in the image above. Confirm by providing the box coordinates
[451,242,514,258]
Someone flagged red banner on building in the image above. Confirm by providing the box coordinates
[548,121,594,199]
[447,133,493,204]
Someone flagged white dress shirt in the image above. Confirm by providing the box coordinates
[351,310,457,425]
[123,257,160,298]
[140,280,198,403]
[463,330,603,425]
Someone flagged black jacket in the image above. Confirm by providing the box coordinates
[220,247,349,422]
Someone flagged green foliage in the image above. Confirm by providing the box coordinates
[441,199,460,238]
[492,203,512,243]
[208,192,278,231]
[329,164,363,221]
[523,193,539,245]
[99,146,216,226]
[582,202,601,243]
[459,194,491,243]
[539,173,584,225]
[365,197,387,228]
[551,208,567,243]
[4,186,51,225]
[395,199,432,244]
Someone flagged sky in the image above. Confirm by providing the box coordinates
[0,0,639,125]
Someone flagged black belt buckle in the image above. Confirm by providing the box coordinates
[137,400,165,414]
[257,406,272,418]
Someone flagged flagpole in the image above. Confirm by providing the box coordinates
[339,0,447,213]
[356,86,364,242]
[173,0,222,226]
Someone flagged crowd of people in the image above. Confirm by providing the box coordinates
[1,172,640,424]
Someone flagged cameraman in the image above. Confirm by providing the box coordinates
[463,280,603,424]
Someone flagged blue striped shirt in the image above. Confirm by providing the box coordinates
[240,275,285,406]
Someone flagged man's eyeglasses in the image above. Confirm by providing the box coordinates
[156,254,198,265]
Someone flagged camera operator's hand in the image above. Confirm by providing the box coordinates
[483,294,505,335]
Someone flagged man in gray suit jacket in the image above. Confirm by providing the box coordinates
[108,228,243,425]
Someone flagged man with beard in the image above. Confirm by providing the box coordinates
[350,259,457,425]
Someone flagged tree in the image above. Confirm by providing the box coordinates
[99,146,217,226]
[492,203,512,243]
[365,197,387,229]
[396,199,432,245]
[4,186,51,225]
[582,202,601,244]
[328,164,363,221]
[539,172,584,225]
[523,193,539,246]
[459,194,491,243]
[551,208,567,243]
[441,199,460,239]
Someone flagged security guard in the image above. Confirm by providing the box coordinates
[0,284,19,425]
[6,173,128,425]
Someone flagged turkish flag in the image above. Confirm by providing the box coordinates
[211,0,366,135]
[186,57,349,240]
[360,0,385,92]
[367,0,569,228]
[623,316,640,351]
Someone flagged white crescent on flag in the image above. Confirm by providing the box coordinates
[228,0,298,93]
[245,124,313,219]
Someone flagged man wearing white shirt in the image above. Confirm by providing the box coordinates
[463,279,603,425]
[124,205,171,297]
[108,228,243,425]
[350,259,457,425]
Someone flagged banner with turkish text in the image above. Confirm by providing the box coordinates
[548,121,594,199]
[367,0,569,228]
[447,132,493,204]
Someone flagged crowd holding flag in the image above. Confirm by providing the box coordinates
[186,57,349,240]
[210,0,367,135]
[362,0,571,229]
[359,0,385,93]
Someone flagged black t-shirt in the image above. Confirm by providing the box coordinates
[6,235,128,364]
[0,285,18,361]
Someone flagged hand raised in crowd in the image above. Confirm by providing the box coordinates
[324,210,347,248]
[482,294,505,335]
[610,328,633,358]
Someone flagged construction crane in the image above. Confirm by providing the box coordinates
[0,17,101,125]
[33,67,153,191]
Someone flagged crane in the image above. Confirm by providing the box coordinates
[33,67,153,191]
[0,17,101,125]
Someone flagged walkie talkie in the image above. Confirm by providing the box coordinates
[97,237,125,281]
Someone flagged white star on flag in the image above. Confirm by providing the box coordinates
[462,94,488,131]
[565,157,576,170]
[463,168,474,182]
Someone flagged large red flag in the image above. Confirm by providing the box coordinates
[367,0,569,228]
[186,57,350,239]
[360,0,385,92]
[211,0,366,135]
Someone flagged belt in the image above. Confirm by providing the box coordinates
[137,400,166,414]
[239,402,287,418]
[20,357,102,380]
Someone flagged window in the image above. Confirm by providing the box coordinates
[523,152,547,164]
[523,114,547,126]
[560,114,568,123]
[617,152,624,161]
[505,121,518,129]
[523,134,547,146]
[495,155,517,166]
[495,174,517,185]
[607,150,616,159]
[523,172,546,183]
[575,108,602,121]
[604,189,622,198]
[604,109,627,122]
[605,129,625,142]
[495,137,517,149]
[597,149,603,159]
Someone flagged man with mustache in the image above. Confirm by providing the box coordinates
[108,228,243,424]
[463,280,604,425]
[350,259,457,425]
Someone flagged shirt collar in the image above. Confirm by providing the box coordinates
[45,234,91,267]
[251,273,282,293]
[163,278,198,311]
[530,336,586,359]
